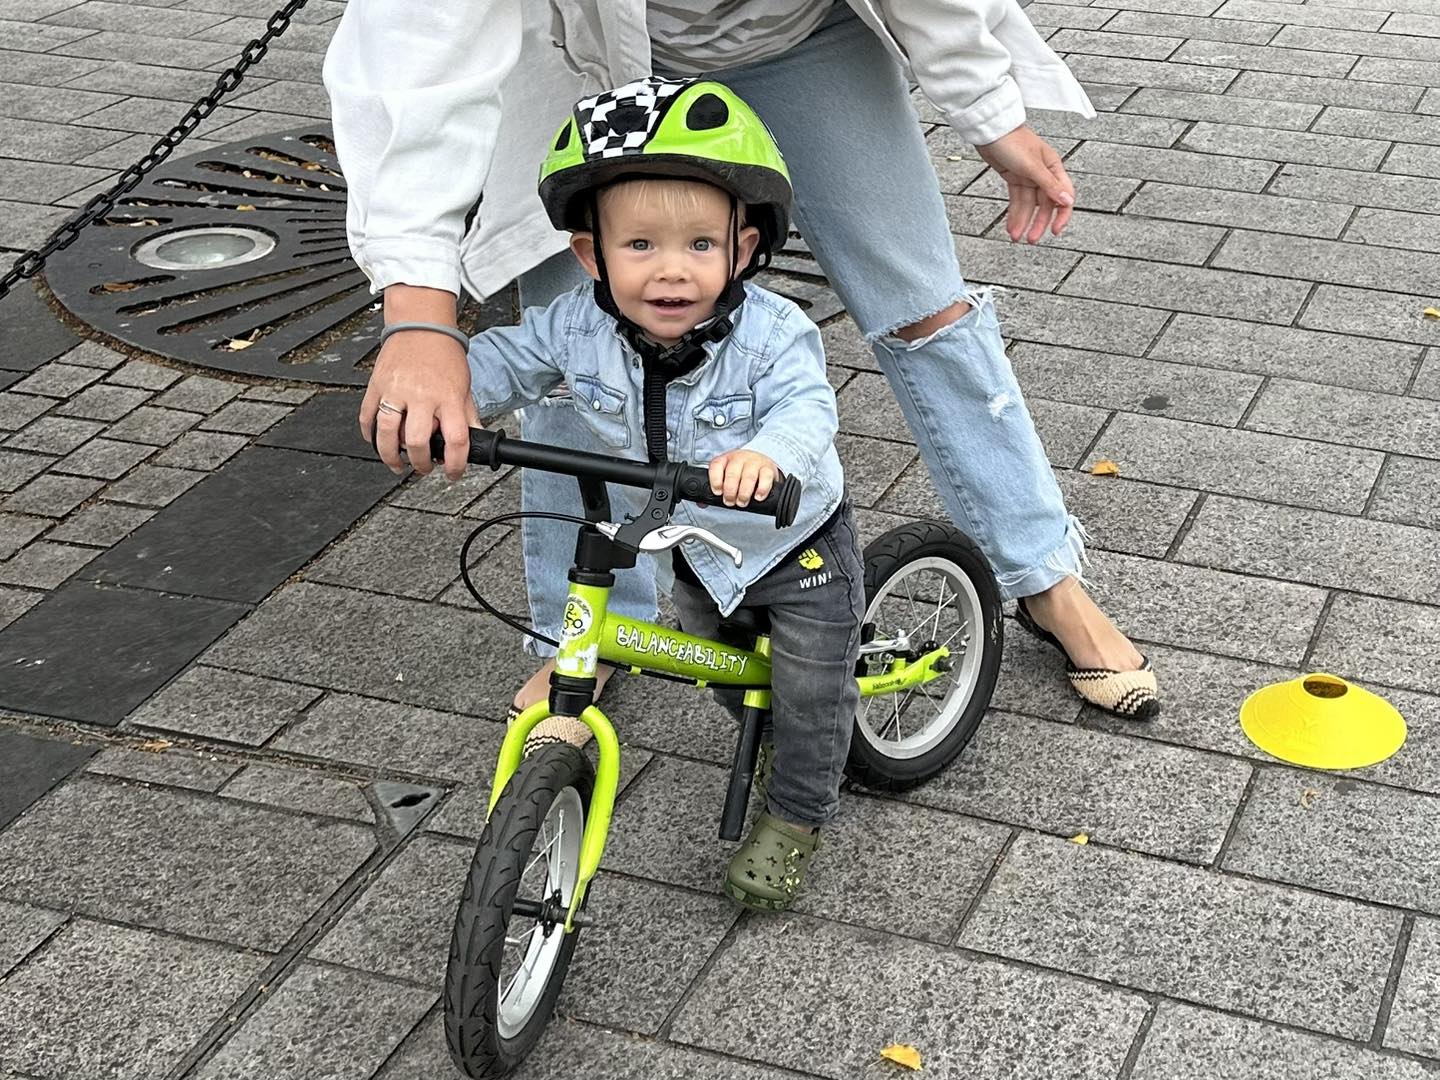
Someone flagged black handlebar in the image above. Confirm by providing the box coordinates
[428,429,802,529]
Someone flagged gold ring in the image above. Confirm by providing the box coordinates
[377,399,403,416]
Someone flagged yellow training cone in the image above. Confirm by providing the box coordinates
[1240,673,1405,770]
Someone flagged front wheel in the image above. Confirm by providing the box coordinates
[444,745,593,1079]
[846,521,1002,792]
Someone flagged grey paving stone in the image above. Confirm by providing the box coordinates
[194,962,433,1080]
[834,433,914,508]
[1012,342,1261,424]
[0,198,75,251]
[961,831,1399,1037]
[64,56,232,98]
[1065,139,1276,190]
[0,449,53,494]
[1184,121,1388,170]
[310,834,466,985]
[305,506,496,601]
[1414,350,1440,400]
[0,79,119,123]
[871,458,945,522]
[386,463,513,515]
[1173,38,1357,77]
[55,28,238,66]
[104,405,203,445]
[0,920,266,1080]
[197,399,292,435]
[1247,378,1440,459]
[273,692,507,782]
[1272,163,1440,217]
[1215,0,1385,29]
[105,359,183,390]
[126,664,322,745]
[991,628,1086,722]
[1106,7,1281,42]
[226,78,332,118]
[1214,230,1440,296]
[2,472,102,516]
[0,898,64,977]
[0,540,98,588]
[241,384,313,405]
[1064,54,1238,94]
[151,429,247,471]
[1132,1001,1436,1080]
[1385,143,1440,180]
[902,711,1249,862]
[1149,313,1422,393]
[1085,548,1329,665]
[1274,23,1439,62]
[0,47,104,89]
[191,14,338,52]
[54,382,151,422]
[0,728,96,833]
[967,168,1143,212]
[1126,183,1352,240]
[836,372,908,442]
[1388,918,1440,1058]
[0,113,128,164]
[1026,1,1118,28]
[1178,495,1440,604]
[1316,105,1440,149]
[952,235,1081,291]
[1124,86,1322,129]
[0,778,376,949]
[1059,254,1310,324]
[1312,594,1440,696]
[1370,455,1440,531]
[256,390,374,460]
[1028,397,1110,469]
[221,765,373,822]
[997,289,1169,356]
[592,671,744,765]
[102,464,205,506]
[944,193,1008,235]
[46,501,154,546]
[151,374,245,414]
[47,0,229,34]
[1424,87,1440,116]
[1087,412,1383,513]
[0,393,52,432]
[0,512,46,559]
[673,912,1149,1079]
[1048,26,1184,59]
[1228,769,1440,915]
[995,207,1223,264]
[434,527,528,616]
[1226,70,1416,113]
[1033,105,1191,146]
[197,109,317,143]
[10,363,103,400]
[3,415,103,456]
[86,746,240,792]
[0,15,96,51]
[51,435,154,479]
[52,342,126,371]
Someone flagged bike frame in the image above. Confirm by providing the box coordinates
[488,544,951,931]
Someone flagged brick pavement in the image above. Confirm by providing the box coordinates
[1,0,1439,1077]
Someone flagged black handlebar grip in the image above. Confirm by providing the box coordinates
[674,467,802,529]
[427,428,505,469]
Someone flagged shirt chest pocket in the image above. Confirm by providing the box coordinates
[571,375,631,450]
[691,394,755,459]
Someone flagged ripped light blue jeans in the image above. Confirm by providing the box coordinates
[516,3,1083,655]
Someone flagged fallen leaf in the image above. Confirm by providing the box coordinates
[1090,459,1121,477]
[1070,832,1089,845]
[235,204,256,211]
[880,1044,923,1071]
[99,281,139,292]
[1424,307,1440,320]
[301,161,323,171]
[224,338,255,351]
[138,738,172,753]
[1299,788,1320,810]
[946,155,965,162]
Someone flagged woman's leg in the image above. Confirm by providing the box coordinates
[719,19,1145,677]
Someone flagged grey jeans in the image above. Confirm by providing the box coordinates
[670,501,865,829]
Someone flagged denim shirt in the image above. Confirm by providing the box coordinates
[466,280,845,616]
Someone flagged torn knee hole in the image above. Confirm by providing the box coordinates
[894,300,972,342]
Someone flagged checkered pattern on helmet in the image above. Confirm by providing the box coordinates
[573,77,691,159]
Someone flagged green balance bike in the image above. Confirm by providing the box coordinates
[436,428,1002,1078]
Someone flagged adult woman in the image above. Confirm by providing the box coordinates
[324,0,1160,721]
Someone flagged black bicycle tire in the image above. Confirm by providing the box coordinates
[444,745,595,1078]
[845,521,1002,793]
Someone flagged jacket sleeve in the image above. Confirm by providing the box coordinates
[742,308,840,485]
[322,0,522,296]
[466,293,572,416]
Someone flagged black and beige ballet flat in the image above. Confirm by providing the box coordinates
[1014,599,1160,721]
[504,703,594,754]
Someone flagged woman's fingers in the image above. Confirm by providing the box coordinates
[1007,183,1039,244]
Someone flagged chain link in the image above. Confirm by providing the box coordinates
[0,0,310,301]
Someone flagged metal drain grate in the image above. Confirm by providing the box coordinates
[45,124,843,386]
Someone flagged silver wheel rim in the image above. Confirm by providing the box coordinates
[495,786,583,1038]
[857,555,984,760]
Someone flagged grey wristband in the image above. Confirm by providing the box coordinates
[379,321,470,351]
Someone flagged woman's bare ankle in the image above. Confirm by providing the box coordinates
[513,658,615,711]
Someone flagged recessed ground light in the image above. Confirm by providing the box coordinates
[134,226,275,271]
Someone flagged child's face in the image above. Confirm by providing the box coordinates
[572,179,759,346]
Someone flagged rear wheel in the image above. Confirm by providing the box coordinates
[444,745,593,1078]
[847,521,1002,792]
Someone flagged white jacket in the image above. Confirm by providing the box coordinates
[322,0,1094,301]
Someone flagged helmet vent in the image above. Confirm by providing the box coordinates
[604,103,651,136]
[554,121,573,151]
[687,93,729,131]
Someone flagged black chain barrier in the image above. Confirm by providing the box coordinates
[0,0,310,301]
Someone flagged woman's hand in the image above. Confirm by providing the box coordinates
[360,284,479,481]
[975,125,1076,245]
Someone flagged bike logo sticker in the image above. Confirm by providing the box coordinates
[797,547,824,570]
[561,596,594,642]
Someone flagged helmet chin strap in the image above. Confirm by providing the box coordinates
[589,192,752,461]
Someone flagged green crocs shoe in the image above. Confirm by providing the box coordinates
[753,740,774,801]
[724,812,821,912]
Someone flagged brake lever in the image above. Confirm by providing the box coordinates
[597,522,743,568]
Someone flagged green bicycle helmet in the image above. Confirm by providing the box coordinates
[539,77,792,268]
